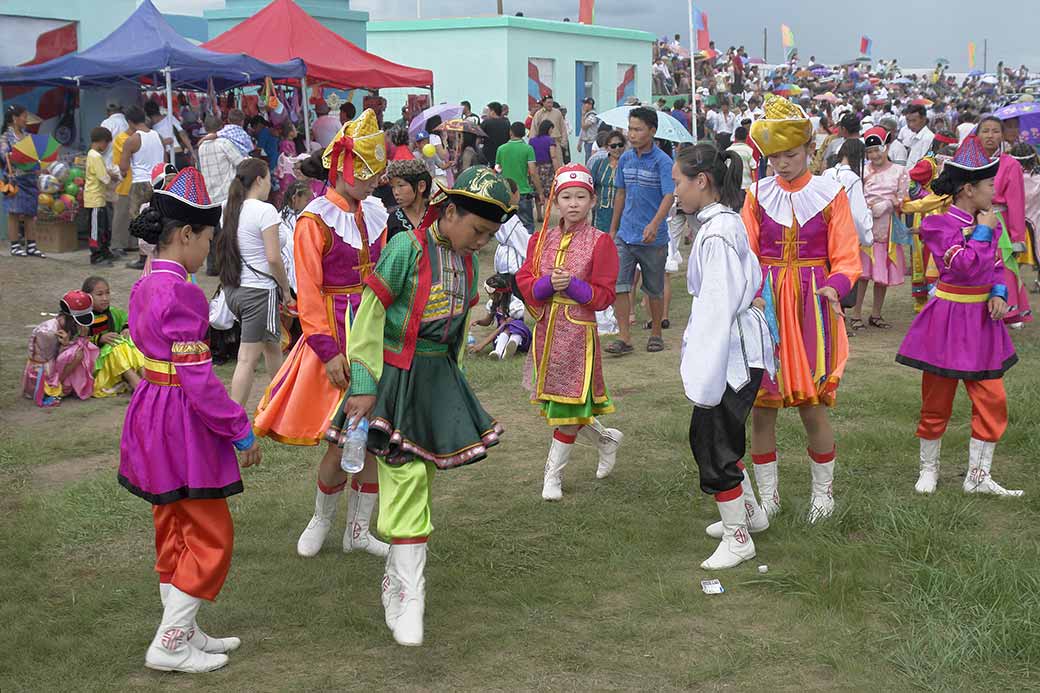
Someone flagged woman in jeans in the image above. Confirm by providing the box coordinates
[215,157,292,405]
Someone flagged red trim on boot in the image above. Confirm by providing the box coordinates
[392,537,429,545]
[317,479,348,495]
[752,451,777,465]
[807,447,836,464]
[350,479,379,494]
[553,429,578,444]
[736,460,746,472]
[715,486,744,502]
[158,574,174,584]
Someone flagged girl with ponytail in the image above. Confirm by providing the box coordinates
[671,143,776,571]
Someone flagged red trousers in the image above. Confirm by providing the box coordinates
[153,498,234,602]
[917,373,1007,443]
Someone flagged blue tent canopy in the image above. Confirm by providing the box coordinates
[0,0,305,89]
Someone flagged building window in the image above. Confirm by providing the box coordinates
[575,61,597,134]
[616,64,636,106]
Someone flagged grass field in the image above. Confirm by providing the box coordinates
[1,246,1039,692]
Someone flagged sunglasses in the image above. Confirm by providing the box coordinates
[608,143,625,149]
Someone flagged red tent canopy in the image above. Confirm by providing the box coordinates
[201,0,432,90]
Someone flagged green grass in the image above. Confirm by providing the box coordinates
[1,249,1039,691]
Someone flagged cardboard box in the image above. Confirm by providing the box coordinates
[34,219,80,253]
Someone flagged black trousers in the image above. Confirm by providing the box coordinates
[689,368,764,496]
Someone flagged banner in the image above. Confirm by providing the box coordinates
[692,5,711,51]
[860,36,872,57]
[528,58,555,112]
[968,42,976,69]
[579,0,594,24]
[616,64,636,106]
[781,24,796,61]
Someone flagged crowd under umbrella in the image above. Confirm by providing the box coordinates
[409,103,463,138]
[595,106,694,143]
[994,101,1040,145]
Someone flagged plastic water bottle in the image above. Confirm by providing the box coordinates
[340,417,368,474]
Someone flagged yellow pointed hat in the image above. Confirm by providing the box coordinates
[749,94,813,157]
[322,108,387,186]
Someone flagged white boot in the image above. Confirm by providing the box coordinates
[343,482,390,557]
[382,542,426,646]
[578,418,624,479]
[160,583,240,655]
[700,496,756,570]
[297,484,342,557]
[808,455,835,524]
[752,454,781,517]
[915,438,941,494]
[706,465,770,539]
[145,586,229,673]
[542,437,573,501]
[964,438,1023,497]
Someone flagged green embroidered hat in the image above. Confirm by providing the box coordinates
[434,166,515,223]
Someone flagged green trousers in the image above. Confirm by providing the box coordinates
[376,457,435,540]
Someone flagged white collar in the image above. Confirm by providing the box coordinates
[305,195,388,248]
[753,175,842,228]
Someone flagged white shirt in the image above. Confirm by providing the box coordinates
[311,115,342,149]
[707,110,740,135]
[152,115,184,161]
[727,142,755,190]
[822,164,874,246]
[904,125,935,169]
[494,215,531,274]
[279,211,298,293]
[887,139,909,166]
[99,113,129,166]
[680,203,774,407]
[229,198,283,290]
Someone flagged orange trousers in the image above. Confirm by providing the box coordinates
[917,373,1008,443]
[153,498,234,602]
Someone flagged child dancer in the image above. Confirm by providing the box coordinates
[1008,143,1039,292]
[902,156,951,313]
[469,273,531,359]
[515,163,623,500]
[253,110,390,559]
[852,126,908,330]
[897,136,1021,497]
[22,290,99,406]
[743,95,861,523]
[82,276,144,396]
[338,166,513,646]
[674,144,775,570]
[118,168,261,673]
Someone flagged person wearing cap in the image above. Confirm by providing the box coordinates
[849,126,909,330]
[336,166,514,646]
[743,94,861,525]
[516,163,623,502]
[21,290,99,406]
[577,97,599,163]
[118,168,260,674]
[896,135,1022,498]
[253,110,391,561]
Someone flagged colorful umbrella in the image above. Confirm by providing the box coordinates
[993,101,1040,145]
[8,134,61,172]
[813,92,839,103]
[433,118,487,138]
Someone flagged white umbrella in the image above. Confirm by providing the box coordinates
[596,106,694,143]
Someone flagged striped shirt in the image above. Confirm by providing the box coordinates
[615,145,675,246]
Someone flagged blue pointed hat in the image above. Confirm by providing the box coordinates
[943,135,999,182]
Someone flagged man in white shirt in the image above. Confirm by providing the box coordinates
[707,100,739,138]
[726,125,756,193]
[144,101,193,166]
[198,116,246,205]
[901,104,934,168]
[311,102,342,149]
[957,112,977,143]
[99,103,129,167]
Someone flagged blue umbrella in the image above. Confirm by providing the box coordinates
[596,106,693,143]
[993,102,1040,145]
[968,69,984,77]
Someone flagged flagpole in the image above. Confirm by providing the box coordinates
[687,0,696,122]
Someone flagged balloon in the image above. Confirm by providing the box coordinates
[68,166,85,181]
[64,182,80,197]
[48,161,69,181]
[38,174,62,194]
[51,199,65,215]
[73,177,85,188]
[422,143,436,158]
[60,194,75,209]
[38,193,54,207]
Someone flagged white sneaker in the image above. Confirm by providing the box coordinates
[297,485,342,557]
[706,465,769,539]
[915,438,941,494]
[504,337,519,358]
[700,497,756,570]
[964,438,1023,497]
[808,456,835,524]
[752,455,781,518]
[160,583,240,654]
[541,438,573,501]
[343,482,390,557]
[579,419,623,479]
[383,543,426,646]
[145,586,229,673]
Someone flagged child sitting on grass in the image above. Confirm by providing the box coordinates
[82,275,144,396]
[468,273,531,359]
[22,290,99,406]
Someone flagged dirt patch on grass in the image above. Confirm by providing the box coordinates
[31,453,115,491]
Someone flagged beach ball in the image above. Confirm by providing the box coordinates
[73,177,85,188]
[60,193,75,209]
[48,161,69,181]
[421,143,436,158]
[68,166,85,181]
[51,199,65,215]
[38,193,54,207]
[38,174,61,194]
[64,182,80,197]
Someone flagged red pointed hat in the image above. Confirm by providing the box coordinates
[151,167,222,227]
[553,163,594,196]
[944,135,999,182]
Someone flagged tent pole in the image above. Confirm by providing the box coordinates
[302,75,312,151]
[164,67,175,165]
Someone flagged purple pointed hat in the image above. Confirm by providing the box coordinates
[942,135,1000,182]
[151,167,222,227]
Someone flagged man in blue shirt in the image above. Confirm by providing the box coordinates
[606,107,675,354]
[670,99,691,133]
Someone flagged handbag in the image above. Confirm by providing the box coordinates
[208,287,235,330]
[890,214,912,246]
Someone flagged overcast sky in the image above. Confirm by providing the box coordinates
[154,0,1037,71]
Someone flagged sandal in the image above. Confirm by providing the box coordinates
[647,336,665,352]
[604,340,634,355]
[25,242,46,258]
[849,317,866,331]
[868,316,891,329]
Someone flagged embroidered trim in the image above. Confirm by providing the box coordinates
[943,246,964,269]
[170,340,212,365]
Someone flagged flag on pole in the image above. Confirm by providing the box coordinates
[692,6,711,52]
[860,36,872,57]
[579,0,594,24]
[781,24,796,61]
[968,42,976,69]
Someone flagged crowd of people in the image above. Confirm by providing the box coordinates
[9,40,1039,674]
